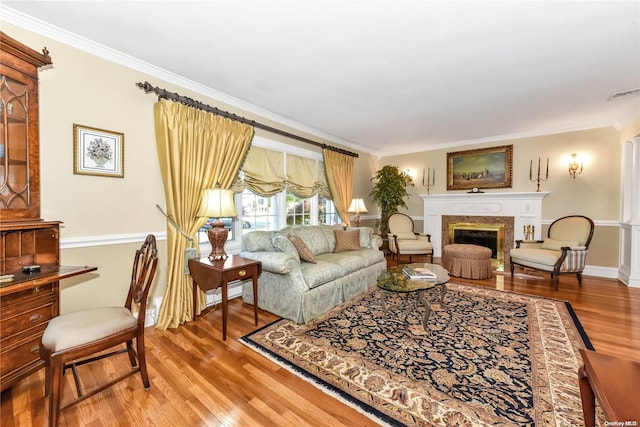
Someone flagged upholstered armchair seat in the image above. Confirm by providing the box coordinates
[388,213,433,263]
[510,215,594,289]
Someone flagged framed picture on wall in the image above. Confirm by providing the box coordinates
[73,124,124,178]
[446,144,512,191]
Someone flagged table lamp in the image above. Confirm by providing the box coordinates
[347,198,368,227]
[197,184,236,260]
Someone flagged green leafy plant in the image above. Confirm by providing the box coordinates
[369,165,414,236]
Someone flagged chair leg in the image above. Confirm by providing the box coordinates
[429,253,433,263]
[136,335,151,390]
[510,262,515,277]
[48,358,64,427]
[577,272,583,287]
[43,358,51,397]
[126,340,137,368]
[551,274,559,290]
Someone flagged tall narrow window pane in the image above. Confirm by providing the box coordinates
[319,195,339,225]
[242,189,279,233]
[286,193,310,226]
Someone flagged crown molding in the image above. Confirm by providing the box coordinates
[0,6,370,156]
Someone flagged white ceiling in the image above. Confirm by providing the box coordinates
[2,1,640,156]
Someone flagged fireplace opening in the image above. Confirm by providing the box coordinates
[448,223,505,270]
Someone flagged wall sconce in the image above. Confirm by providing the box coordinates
[347,198,368,227]
[404,168,416,179]
[568,153,583,178]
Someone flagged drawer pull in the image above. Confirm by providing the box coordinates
[31,345,40,354]
[29,313,43,323]
[32,287,41,294]
[238,270,247,277]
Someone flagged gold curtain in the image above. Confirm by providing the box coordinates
[323,149,354,226]
[317,161,331,198]
[286,154,319,197]
[243,146,286,196]
[154,99,254,330]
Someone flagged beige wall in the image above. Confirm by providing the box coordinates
[3,22,632,317]
[2,24,379,315]
[379,127,624,268]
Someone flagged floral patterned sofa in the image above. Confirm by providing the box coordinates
[240,225,386,323]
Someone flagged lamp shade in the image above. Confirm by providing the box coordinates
[347,198,368,213]
[197,187,236,218]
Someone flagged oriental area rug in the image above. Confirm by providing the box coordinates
[241,282,599,427]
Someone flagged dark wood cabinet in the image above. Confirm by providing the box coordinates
[0,31,51,221]
[0,32,97,391]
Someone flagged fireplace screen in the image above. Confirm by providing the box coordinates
[448,223,505,268]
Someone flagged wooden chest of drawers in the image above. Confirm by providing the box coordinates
[0,221,97,391]
[0,282,58,388]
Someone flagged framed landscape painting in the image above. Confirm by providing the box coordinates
[446,145,512,191]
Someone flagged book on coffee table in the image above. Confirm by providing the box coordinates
[402,267,437,279]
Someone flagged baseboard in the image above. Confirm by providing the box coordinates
[583,265,618,279]
[144,281,244,327]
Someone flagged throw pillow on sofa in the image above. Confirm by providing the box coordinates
[288,234,316,263]
[334,229,362,252]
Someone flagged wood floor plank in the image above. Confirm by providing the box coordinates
[2,254,638,426]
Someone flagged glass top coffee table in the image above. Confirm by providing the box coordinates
[377,263,449,329]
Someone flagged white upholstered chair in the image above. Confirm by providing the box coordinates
[39,235,158,427]
[388,213,434,263]
[510,215,594,289]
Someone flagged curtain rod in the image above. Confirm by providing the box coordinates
[135,81,359,158]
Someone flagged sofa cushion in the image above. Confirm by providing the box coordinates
[271,234,300,261]
[510,247,561,266]
[300,260,344,288]
[334,229,361,252]
[288,234,316,263]
[284,226,332,255]
[242,231,274,252]
[541,238,578,251]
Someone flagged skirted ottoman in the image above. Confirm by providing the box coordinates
[442,244,492,279]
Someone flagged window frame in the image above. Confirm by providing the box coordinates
[198,136,339,255]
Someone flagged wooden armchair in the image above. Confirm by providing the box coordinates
[510,215,594,289]
[388,213,433,263]
[39,235,158,427]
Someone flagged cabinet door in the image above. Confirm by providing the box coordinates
[0,74,31,214]
[0,31,50,222]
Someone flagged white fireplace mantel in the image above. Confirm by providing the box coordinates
[420,192,549,257]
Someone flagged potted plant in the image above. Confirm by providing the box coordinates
[369,165,414,236]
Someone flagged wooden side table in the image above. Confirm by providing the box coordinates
[578,348,640,427]
[188,255,261,340]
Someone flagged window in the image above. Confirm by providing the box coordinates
[198,217,237,245]
[319,195,338,225]
[286,193,310,226]
[241,190,280,233]
[198,137,341,253]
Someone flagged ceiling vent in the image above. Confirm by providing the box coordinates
[607,88,640,101]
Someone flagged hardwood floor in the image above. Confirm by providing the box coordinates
[3,256,639,426]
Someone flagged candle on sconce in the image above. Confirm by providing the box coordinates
[545,157,549,178]
[537,157,541,177]
[432,169,435,185]
[529,160,532,180]
[422,168,425,186]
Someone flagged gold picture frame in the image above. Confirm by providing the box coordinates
[73,124,124,178]
[446,144,512,191]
